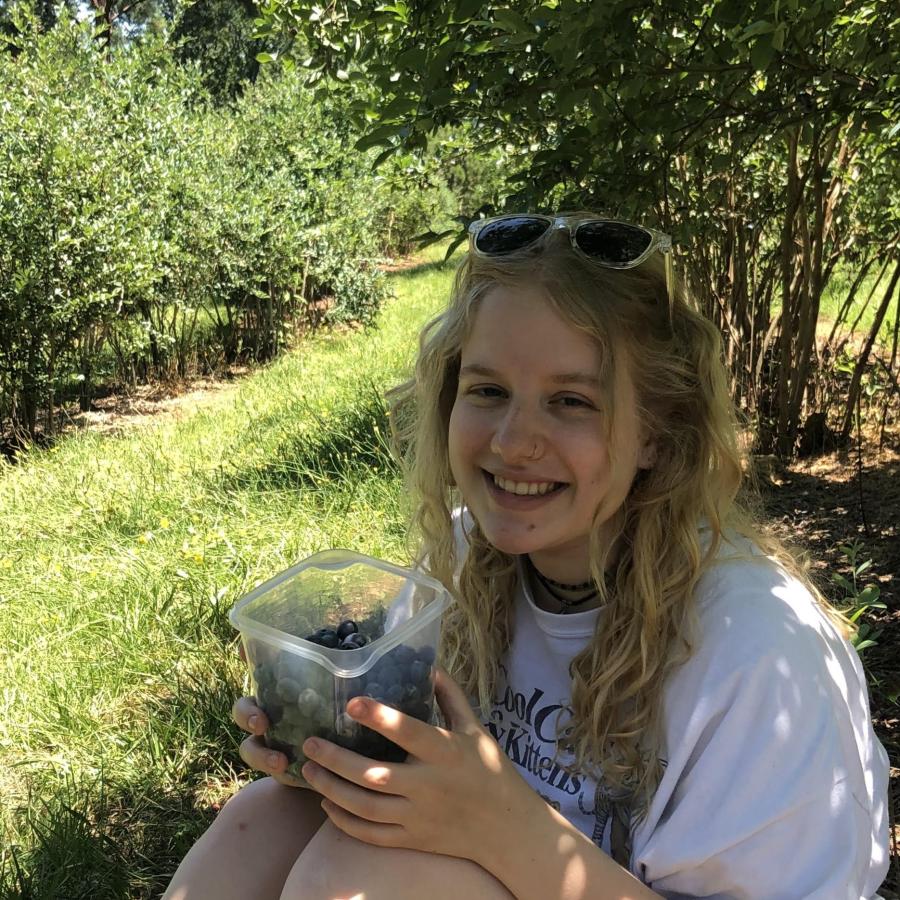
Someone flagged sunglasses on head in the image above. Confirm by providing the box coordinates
[468,214,671,267]
[467,213,676,318]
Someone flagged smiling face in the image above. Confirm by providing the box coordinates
[447,283,652,582]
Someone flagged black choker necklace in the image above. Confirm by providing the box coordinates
[528,557,601,614]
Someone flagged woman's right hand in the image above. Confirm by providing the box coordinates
[231,695,299,784]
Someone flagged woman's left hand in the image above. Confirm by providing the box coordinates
[299,667,540,863]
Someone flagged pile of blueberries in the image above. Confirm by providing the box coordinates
[303,618,369,651]
[250,618,437,781]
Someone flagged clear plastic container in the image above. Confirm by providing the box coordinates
[229,549,450,787]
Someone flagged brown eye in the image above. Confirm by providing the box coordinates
[469,386,505,399]
[555,395,593,409]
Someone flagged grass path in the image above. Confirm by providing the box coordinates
[0,247,459,899]
[0,245,894,897]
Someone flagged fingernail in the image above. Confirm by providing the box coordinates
[248,714,260,731]
[349,698,369,717]
[303,738,319,755]
[267,752,281,768]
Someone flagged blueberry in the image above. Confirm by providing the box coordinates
[384,683,405,706]
[297,687,321,717]
[394,645,416,666]
[304,632,322,645]
[340,633,368,650]
[262,701,284,725]
[401,683,420,705]
[312,628,338,649]
[313,704,334,729]
[364,680,384,700]
[265,736,296,764]
[337,619,358,640]
[276,676,302,702]
[281,705,306,729]
[253,662,273,684]
[417,645,436,666]
[345,676,367,698]
[276,654,304,683]
[409,660,430,685]
[374,663,401,686]
[381,741,407,763]
[256,680,276,705]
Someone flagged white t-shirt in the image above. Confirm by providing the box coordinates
[453,513,891,898]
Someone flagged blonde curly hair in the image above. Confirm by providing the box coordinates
[386,222,852,817]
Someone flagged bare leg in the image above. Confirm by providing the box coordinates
[164,777,328,900]
[280,820,515,900]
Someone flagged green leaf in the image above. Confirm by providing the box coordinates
[382,95,419,118]
[412,228,456,249]
[372,145,398,168]
[427,86,455,108]
[853,639,878,652]
[750,36,775,71]
[831,573,853,592]
[858,586,881,604]
[256,52,276,63]
[742,20,775,40]
[398,46,429,72]
[451,0,484,22]
[494,8,531,33]
[444,230,468,260]
[354,124,401,151]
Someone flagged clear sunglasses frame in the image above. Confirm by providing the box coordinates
[467,214,675,321]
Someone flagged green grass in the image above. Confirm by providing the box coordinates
[819,260,897,348]
[0,244,461,899]
[2,242,894,897]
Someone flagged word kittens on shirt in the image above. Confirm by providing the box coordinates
[483,667,584,796]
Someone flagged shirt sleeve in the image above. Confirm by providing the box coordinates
[630,558,890,899]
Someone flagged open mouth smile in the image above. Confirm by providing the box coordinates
[482,469,568,503]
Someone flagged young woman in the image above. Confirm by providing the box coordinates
[165,214,890,899]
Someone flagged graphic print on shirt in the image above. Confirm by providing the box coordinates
[482,662,634,866]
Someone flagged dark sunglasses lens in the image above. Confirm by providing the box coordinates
[475,217,550,255]
[575,221,652,264]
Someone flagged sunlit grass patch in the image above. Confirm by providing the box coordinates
[0,246,460,898]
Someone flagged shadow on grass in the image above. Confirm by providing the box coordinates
[0,773,218,900]
[219,386,401,494]
[385,252,462,282]
[0,650,247,900]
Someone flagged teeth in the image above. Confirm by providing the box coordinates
[494,475,559,496]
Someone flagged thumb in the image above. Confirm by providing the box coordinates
[432,666,479,732]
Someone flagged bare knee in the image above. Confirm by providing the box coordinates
[163,779,328,900]
[280,821,514,900]
[218,777,314,824]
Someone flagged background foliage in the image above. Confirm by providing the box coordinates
[0,3,507,446]
[0,6,499,444]
[258,0,900,456]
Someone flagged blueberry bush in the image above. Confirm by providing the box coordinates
[0,8,396,442]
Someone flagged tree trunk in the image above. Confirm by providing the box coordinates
[776,128,802,457]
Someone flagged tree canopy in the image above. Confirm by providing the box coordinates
[257,0,900,454]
